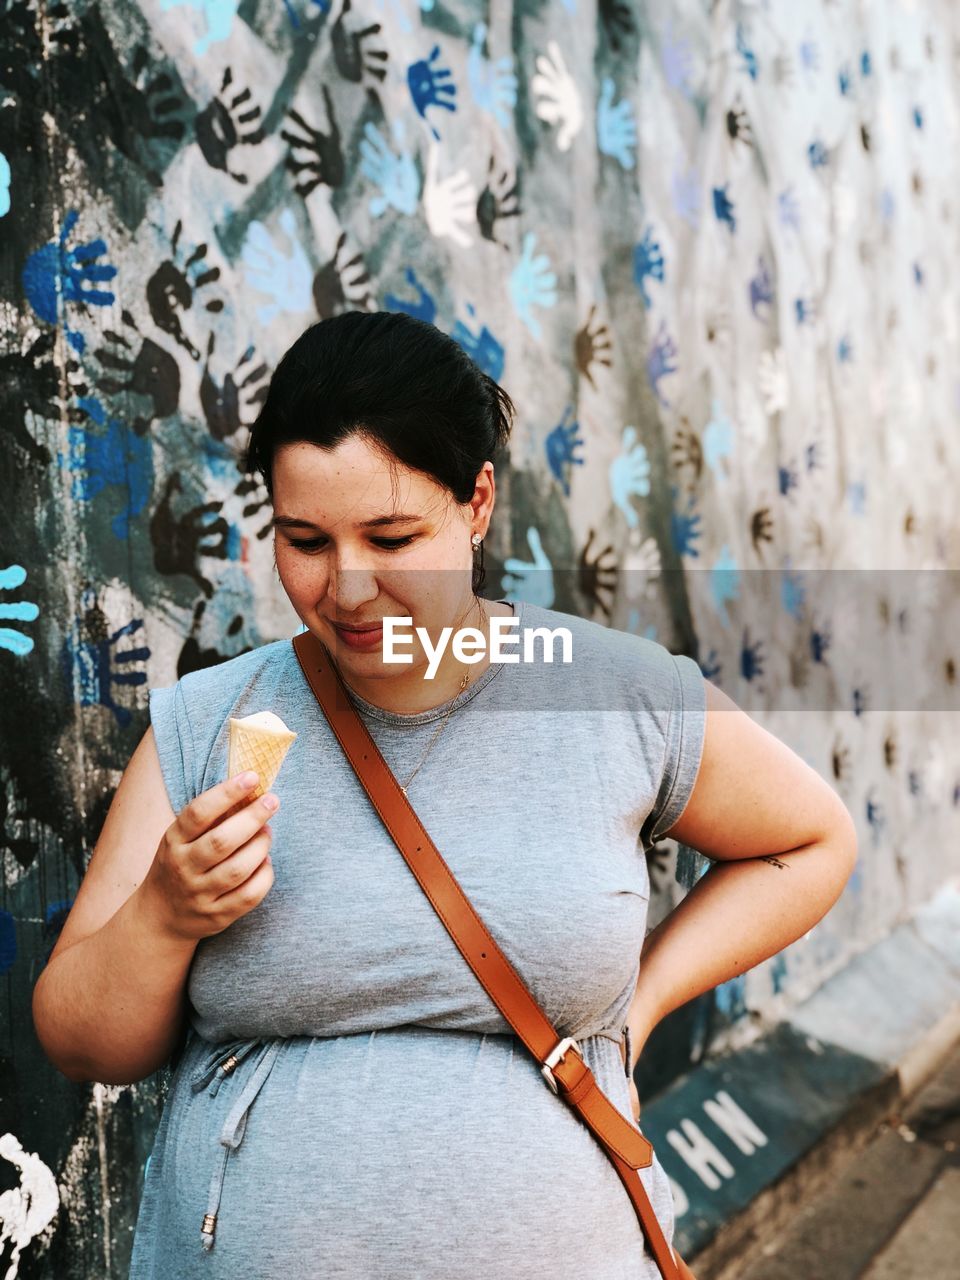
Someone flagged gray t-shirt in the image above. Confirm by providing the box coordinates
[130,597,706,1279]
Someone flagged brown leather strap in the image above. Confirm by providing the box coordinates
[292,632,689,1280]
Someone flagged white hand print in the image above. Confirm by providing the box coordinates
[757,346,790,415]
[531,41,584,152]
[0,1132,59,1280]
[423,139,477,248]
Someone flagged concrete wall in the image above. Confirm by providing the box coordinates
[1,0,958,1274]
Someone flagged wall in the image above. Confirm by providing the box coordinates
[1,0,958,1273]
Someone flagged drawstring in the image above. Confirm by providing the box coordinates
[190,1038,285,1252]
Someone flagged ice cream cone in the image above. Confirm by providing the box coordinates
[226,711,297,806]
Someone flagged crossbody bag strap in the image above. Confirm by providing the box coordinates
[292,631,688,1280]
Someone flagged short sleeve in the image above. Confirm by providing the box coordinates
[149,681,197,816]
[640,652,707,846]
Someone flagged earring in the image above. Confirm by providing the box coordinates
[471,532,483,549]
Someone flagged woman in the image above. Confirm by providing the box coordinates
[33,311,858,1278]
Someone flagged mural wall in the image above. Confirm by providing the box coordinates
[2,0,958,1272]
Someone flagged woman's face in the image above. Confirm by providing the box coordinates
[271,435,493,690]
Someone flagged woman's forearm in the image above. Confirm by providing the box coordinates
[625,837,857,1060]
[32,887,198,1085]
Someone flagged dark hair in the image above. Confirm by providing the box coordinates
[242,311,515,595]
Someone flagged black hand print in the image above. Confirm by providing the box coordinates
[883,731,897,769]
[671,422,703,482]
[574,304,613,389]
[95,310,181,430]
[234,468,274,541]
[332,0,388,90]
[200,333,269,441]
[0,333,57,467]
[177,599,252,677]
[281,92,345,197]
[476,153,521,246]
[726,102,753,147]
[196,67,265,183]
[149,472,229,598]
[312,231,375,319]
[145,221,224,361]
[831,736,851,783]
[599,0,636,53]
[750,506,774,556]
[578,527,617,621]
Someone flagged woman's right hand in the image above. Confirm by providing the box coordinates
[138,771,279,943]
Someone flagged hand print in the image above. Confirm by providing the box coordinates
[545,405,585,497]
[712,184,736,233]
[383,266,437,324]
[609,426,651,529]
[633,226,664,308]
[177,599,252,677]
[748,256,774,320]
[670,423,703,483]
[531,41,584,153]
[94,311,181,429]
[282,93,345,197]
[865,790,885,844]
[0,333,58,467]
[703,400,734,474]
[726,102,753,147]
[0,1135,59,1277]
[476,154,521,247]
[831,737,851,783]
[196,67,265,183]
[578,528,617,622]
[508,231,557,341]
[424,140,477,248]
[750,506,774,557]
[599,0,635,53]
[332,0,388,90]
[809,619,832,665]
[661,19,695,96]
[449,310,505,382]
[467,23,517,130]
[200,333,269,441]
[360,119,420,217]
[671,164,701,227]
[234,468,273,542]
[574,304,612,389]
[620,529,661,605]
[145,221,224,361]
[777,186,801,231]
[780,565,806,619]
[150,472,230,598]
[60,397,153,539]
[0,566,40,657]
[778,459,800,499]
[736,24,758,79]
[710,545,740,627]
[22,209,118,354]
[646,319,678,407]
[242,208,313,325]
[740,628,765,685]
[757,346,789,414]
[62,589,149,727]
[670,486,702,558]
[312,231,375,319]
[597,76,636,170]
[501,527,555,608]
[407,45,457,142]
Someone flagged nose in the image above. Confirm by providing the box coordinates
[325,556,379,615]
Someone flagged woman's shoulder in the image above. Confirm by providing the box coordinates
[173,637,295,701]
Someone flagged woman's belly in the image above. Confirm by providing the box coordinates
[134,1026,676,1279]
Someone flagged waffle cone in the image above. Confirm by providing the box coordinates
[227,713,297,801]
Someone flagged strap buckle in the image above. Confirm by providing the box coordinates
[541,1036,583,1094]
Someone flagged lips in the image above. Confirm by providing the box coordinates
[330,620,384,650]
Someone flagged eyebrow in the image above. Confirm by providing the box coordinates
[271,513,424,531]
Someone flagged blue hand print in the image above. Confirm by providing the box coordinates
[780,565,806,620]
[609,425,650,529]
[501,527,555,608]
[383,266,437,323]
[450,307,505,382]
[710,545,740,627]
[633,226,664,308]
[0,566,40,657]
[749,256,774,319]
[736,24,758,79]
[0,151,9,217]
[778,460,800,498]
[798,38,819,73]
[158,0,238,57]
[671,164,701,227]
[865,790,885,844]
[699,648,722,682]
[546,405,585,497]
[661,20,694,97]
[807,140,828,170]
[59,397,153,539]
[670,487,702,558]
[837,335,854,363]
[407,45,457,142]
[647,319,678,406]
[468,23,517,130]
[777,186,801,231]
[809,619,831,665]
[508,231,557,341]
[838,64,852,96]
[360,119,420,217]
[703,399,734,473]
[860,50,872,78]
[712,184,736,233]
[22,209,118,355]
[241,208,313,326]
[597,76,636,170]
[847,478,867,515]
[62,599,150,729]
